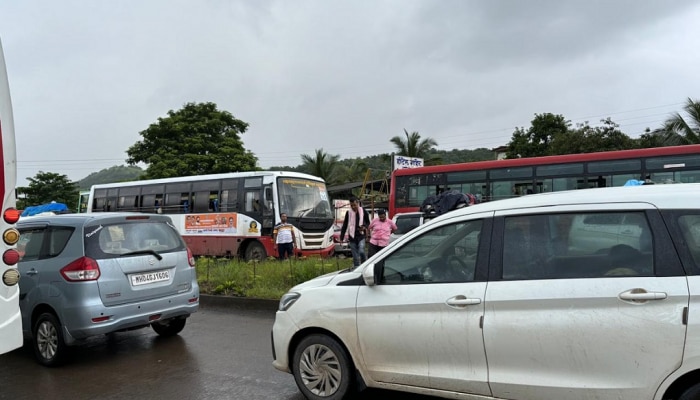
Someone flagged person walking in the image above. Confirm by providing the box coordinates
[340,196,370,267]
[367,209,397,257]
[273,213,296,261]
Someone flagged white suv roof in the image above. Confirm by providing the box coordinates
[436,184,696,220]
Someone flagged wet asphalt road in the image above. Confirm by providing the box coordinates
[0,297,438,400]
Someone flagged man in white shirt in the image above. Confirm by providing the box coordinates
[273,213,296,260]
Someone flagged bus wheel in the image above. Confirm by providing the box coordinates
[245,242,267,262]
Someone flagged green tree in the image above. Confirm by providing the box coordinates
[506,113,570,158]
[126,102,258,179]
[335,160,371,183]
[635,128,670,149]
[300,148,341,185]
[435,148,495,164]
[661,97,700,145]
[17,171,79,211]
[549,118,635,154]
[390,129,439,161]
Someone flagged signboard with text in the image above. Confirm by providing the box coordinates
[393,155,424,170]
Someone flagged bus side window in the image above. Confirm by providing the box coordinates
[221,189,238,212]
[245,191,261,213]
[193,191,210,213]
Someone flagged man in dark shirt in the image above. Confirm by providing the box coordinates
[340,196,370,266]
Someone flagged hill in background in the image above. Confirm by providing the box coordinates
[76,148,496,189]
[78,165,144,190]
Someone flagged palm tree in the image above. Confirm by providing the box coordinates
[662,97,700,145]
[390,129,443,165]
[390,129,438,158]
[300,148,340,185]
[346,160,370,182]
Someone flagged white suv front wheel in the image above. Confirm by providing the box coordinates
[292,334,355,400]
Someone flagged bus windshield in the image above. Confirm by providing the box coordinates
[77,190,89,213]
[277,177,333,219]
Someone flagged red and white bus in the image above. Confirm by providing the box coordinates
[86,171,336,260]
[0,38,23,355]
[390,145,700,217]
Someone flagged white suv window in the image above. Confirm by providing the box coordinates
[678,214,700,270]
[381,220,483,284]
[502,212,654,280]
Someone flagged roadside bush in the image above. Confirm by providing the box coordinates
[195,256,355,300]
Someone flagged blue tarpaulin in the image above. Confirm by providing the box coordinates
[21,202,69,217]
[624,179,645,186]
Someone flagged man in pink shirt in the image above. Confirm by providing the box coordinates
[367,209,398,257]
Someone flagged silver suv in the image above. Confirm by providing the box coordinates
[17,213,199,366]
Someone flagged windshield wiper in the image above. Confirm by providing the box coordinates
[297,208,312,217]
[120,249,163,260]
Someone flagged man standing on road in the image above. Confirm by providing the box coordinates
[367,209,397,257]
[273,213,296,261]
[340,196,370,267]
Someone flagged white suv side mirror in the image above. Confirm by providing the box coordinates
[362,263,377,286]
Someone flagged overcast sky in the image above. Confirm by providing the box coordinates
[1,0,699,185]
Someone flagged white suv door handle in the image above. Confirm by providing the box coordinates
[446,295,481,308]
[619,289,667,301]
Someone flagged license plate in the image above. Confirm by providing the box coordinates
[130,270,170,286]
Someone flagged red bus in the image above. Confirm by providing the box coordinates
[0,37,23,355]
[390,145,700,217]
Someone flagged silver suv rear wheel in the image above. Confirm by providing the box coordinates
[33,312,66,367]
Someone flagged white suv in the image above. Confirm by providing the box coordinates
[272,184,700,400]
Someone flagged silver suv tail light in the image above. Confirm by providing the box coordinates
[60,256,100,281]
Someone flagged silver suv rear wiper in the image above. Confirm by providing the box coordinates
[120,249,163,260]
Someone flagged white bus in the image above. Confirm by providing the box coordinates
[86,171,336,260]
[0,37,23,355]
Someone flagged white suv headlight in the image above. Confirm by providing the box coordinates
[279,292,300,311]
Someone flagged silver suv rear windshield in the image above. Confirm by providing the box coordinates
[84,221,185,259]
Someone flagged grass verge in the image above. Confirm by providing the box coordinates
[195,256,356,300]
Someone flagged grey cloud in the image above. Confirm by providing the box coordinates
[398,0,699,70]
[1,0,699,181]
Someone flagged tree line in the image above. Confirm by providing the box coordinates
[17,98,700,210]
